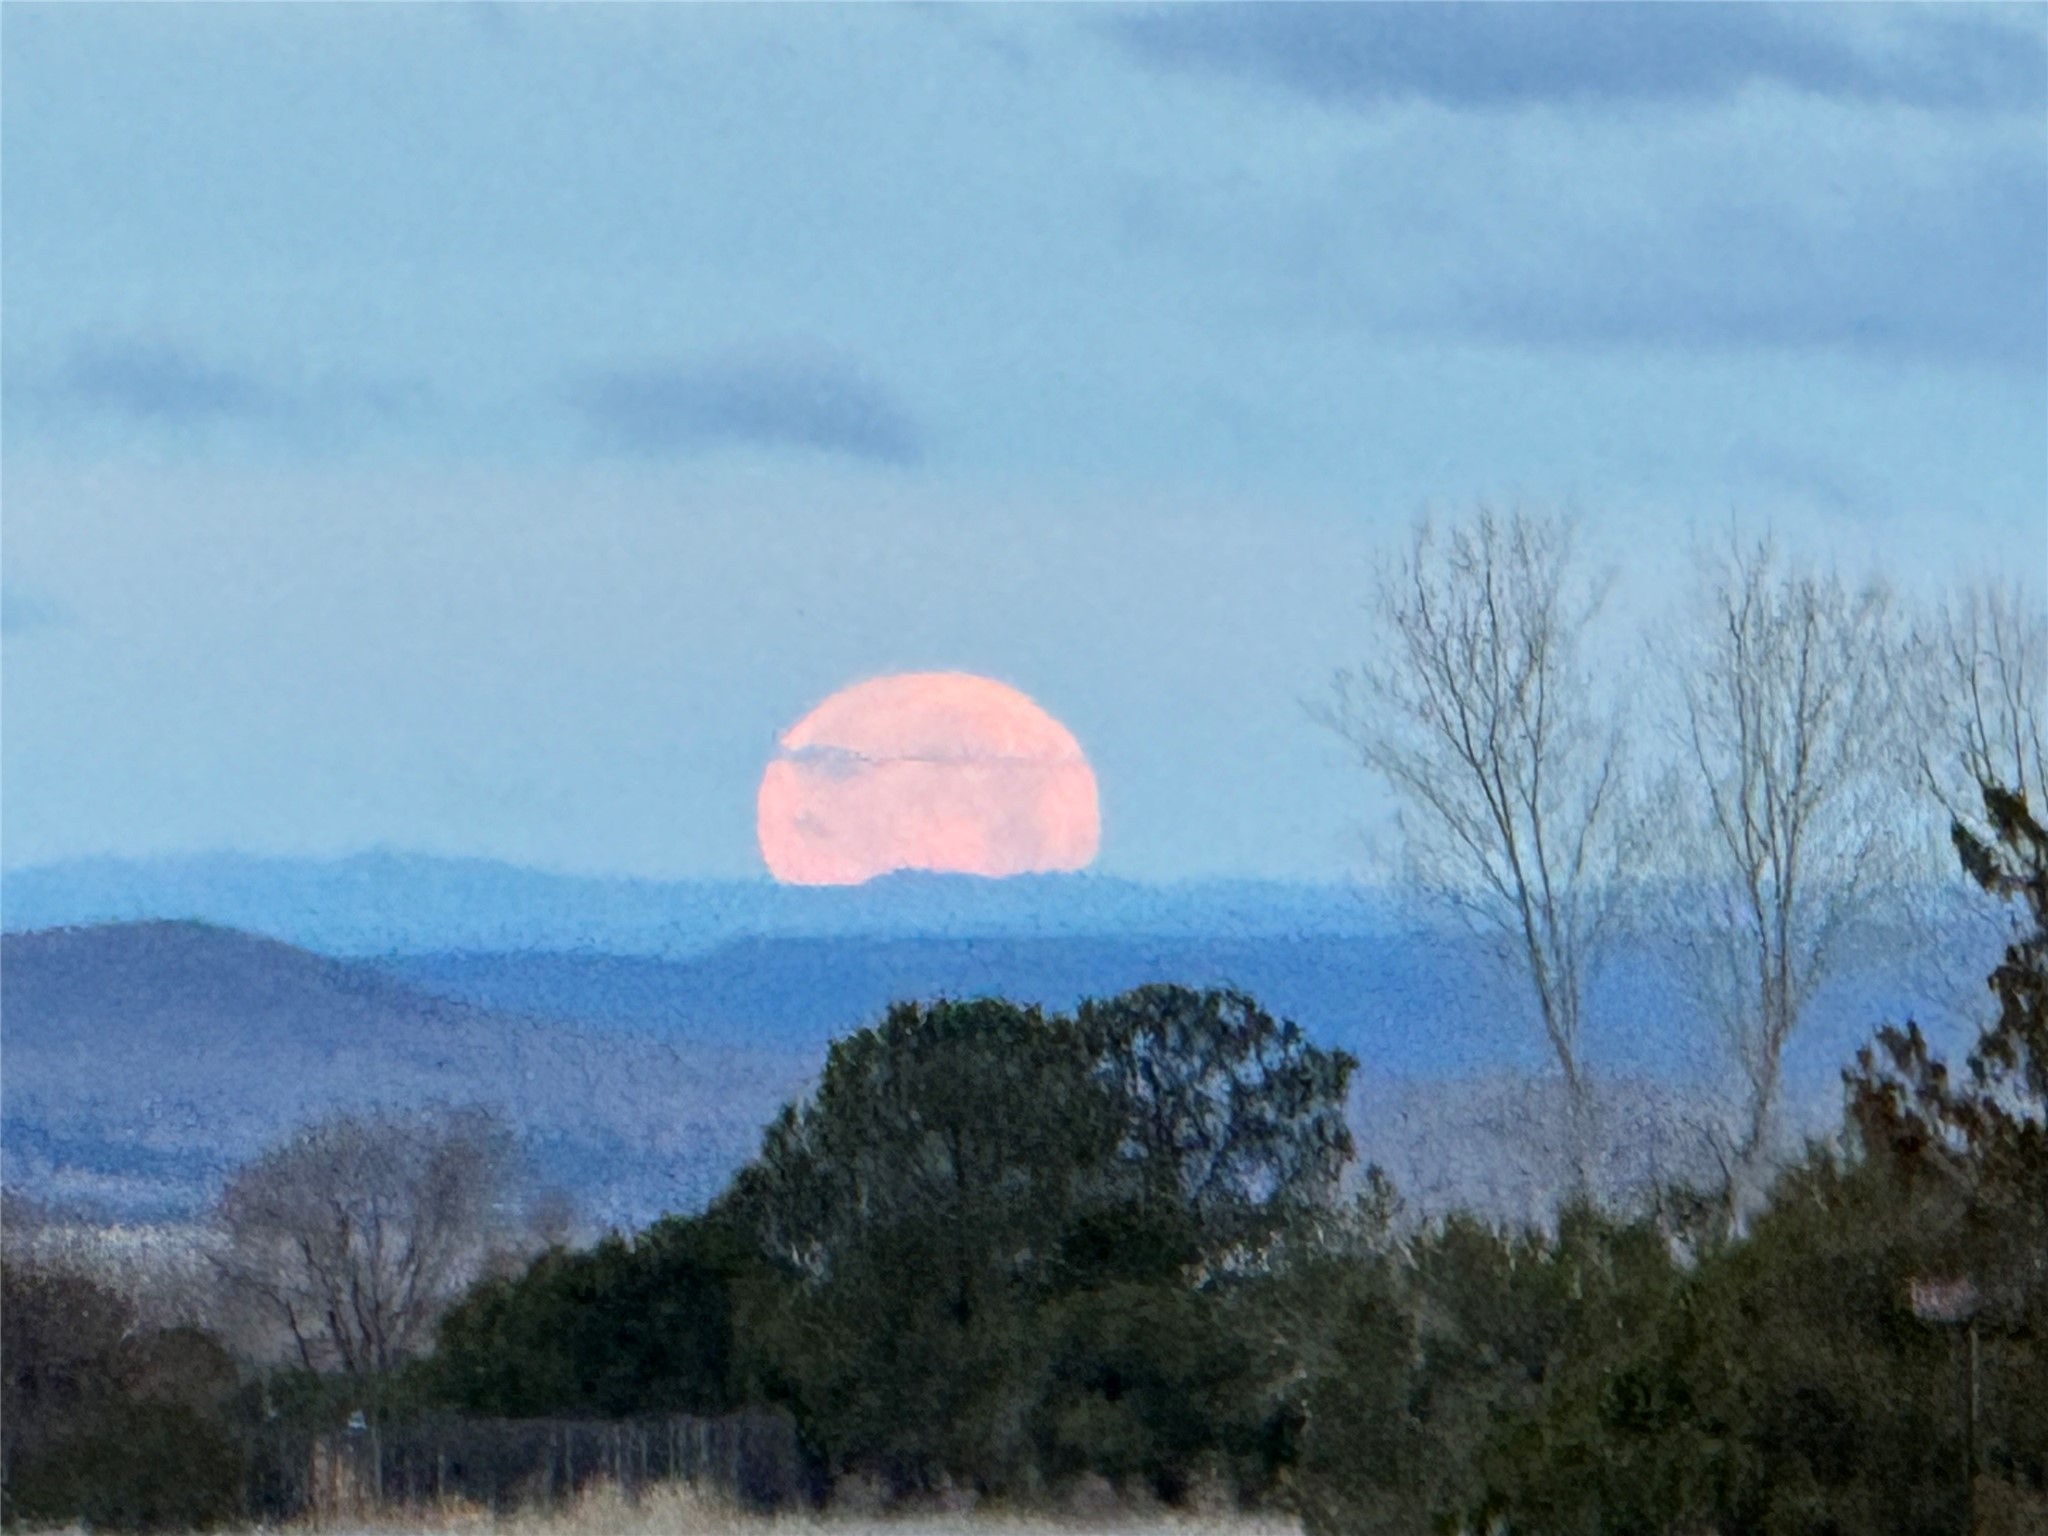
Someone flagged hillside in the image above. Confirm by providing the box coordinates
[1,923,811,1225]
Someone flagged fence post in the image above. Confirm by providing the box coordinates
[1967,1316,1980,1536]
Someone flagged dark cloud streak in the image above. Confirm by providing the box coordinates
[1445,152,2047,367]
[574,352,923,465]
[9,336,437,453]
[1111,3,2047,114]
[1124,114,2045,369]
[55,339,276,424]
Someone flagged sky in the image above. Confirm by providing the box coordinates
[4,3,2044,883]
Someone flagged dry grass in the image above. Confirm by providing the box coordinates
[234,1479,1300,1536]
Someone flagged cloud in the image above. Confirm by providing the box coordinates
[1122,109,2045,369]
[1110,3,2047,114]
[1451,149,2046,367]
[51,338,278,424]
[2,583,70,637]
[1727,443,1886,521]
[6,336,435,452]
[573,351,923,465]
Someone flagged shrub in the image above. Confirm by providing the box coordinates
[8,1398,247,1532]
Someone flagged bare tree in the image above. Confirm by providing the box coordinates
[212,1107,523,1384]
[1664,537,1908,1214]
[1323,507,1625,1193]
[211,1106,525,1498]
[1897,580,2048,1032]
[1916,578,2047,823]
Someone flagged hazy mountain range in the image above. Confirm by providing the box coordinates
[0,853,1399,957]
[0,853,2005,1231]
[2,921,814,1227]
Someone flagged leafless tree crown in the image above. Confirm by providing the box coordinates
[1917,579,2047,823]
[211,1107,522,1378]
[1665,536,1909,1201]
[1324,507,1625,1183]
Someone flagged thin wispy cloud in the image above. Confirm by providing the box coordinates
[54,338,275,424]
[1111,3,2047,114]
[574,351,924,466]
[1124,118,2045,369]
[1,582,70,637]
[9,335,435,452]
[1729,443,1886,521]
[1448,151,2046,366]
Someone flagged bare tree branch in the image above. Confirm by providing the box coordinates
[1914,578,2047,827]
[1319,506,1626,1194]
[1660,536,1908,1222]
[211,1107,525,1386]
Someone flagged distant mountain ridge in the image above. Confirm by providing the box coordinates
[1,921,813,1226]
[1,854,2004,1231]
[1,852,1399,957]
[381,934,1568,1075]
[6,917,1967,1234]
[1,919,1727,1232]
[374,921,1963,1096]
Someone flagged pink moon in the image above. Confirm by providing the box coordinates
[756,672,1101,886]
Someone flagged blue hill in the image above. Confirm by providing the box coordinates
[373,920,1974,1098]
[1,922,811,1226]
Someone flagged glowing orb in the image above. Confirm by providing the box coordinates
[757,671,1100,885]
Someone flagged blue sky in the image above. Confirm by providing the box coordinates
[4,3,2044,881]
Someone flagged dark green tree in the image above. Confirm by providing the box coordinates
[1033,1280,1272,1503]
[1076,985,1358,1253]
[429,1210,750,1420]
[1849,782,2048,1503]
[2,1258,134,1498]
[719,997,1127,1492]
[1680,1149,1974,1536]
[1296,1204,1712,1536]
[1,1260,247,1532]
